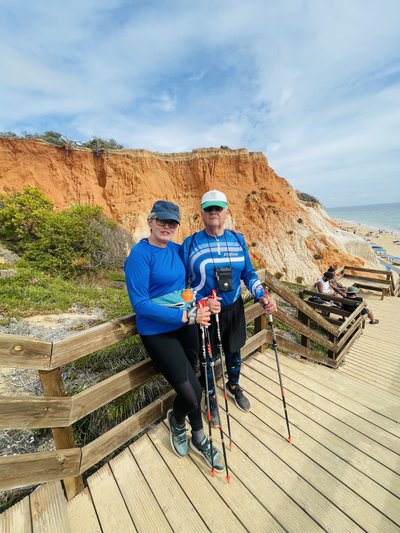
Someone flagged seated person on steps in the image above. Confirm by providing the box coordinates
[313,271,343,304]
[327,266,347,297]
[341,286,379,324]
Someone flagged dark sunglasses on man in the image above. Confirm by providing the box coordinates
[155,219,179,229]
[203,206,224,212]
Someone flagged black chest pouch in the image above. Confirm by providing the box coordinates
[215,266,233,292]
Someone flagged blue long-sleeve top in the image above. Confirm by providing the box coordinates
[125,238,186,335]
[180,229,265,307]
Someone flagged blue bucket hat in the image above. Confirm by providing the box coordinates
[149,200,180,224]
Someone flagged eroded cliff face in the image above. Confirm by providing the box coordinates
[0,139,377,284]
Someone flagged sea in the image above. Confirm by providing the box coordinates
[326,202,400,234]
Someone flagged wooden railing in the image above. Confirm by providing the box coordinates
[341,265,395,299]
[2,266,387,499]
[0,274,269,500]
[263,272,364,368]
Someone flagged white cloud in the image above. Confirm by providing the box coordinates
[0,0,399,206]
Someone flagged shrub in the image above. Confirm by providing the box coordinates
[274,272,283,280]
[0,188,134,277]
[297,218,304,224]
[296,190,321,204]
[295,276,304,284]
[0,187,53,252]
[287,230,294,235]
[313,253,323,260]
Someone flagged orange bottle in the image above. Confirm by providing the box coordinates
[182,289,195,302]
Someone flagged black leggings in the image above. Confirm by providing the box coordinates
[141,325,203,431]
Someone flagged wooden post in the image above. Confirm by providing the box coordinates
[327,333,336,360]
[298,311,310,349]
[39,368,84,500]
[254,313,267,352]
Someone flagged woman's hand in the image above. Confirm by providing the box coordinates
[207,296,222,314]
[196,305,211,326]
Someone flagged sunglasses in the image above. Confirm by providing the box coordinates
[203,206,224,213]
[155,218,179,229]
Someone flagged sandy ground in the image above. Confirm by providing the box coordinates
[335,219,400,261]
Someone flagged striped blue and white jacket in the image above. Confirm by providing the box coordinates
[180,229,265,307]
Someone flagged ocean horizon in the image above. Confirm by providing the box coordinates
[326,201,400,234]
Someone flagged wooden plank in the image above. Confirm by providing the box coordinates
[67,487,102,533]
[336,316,364,348]
[244,302,263,322]
[238,370,400,531]
[275,308,336,351]
[344,265,390,275]
[343,274,390,285]
[253,352,400,430]
[0,496,32,533]
[109,447,173,532]
[129,435,207,532]
[39,368,83,499]
[30,481,71,533]
[0,334,52,369]
[80,392,173,473]
[151,425,251,532]
[154,423,289,532]
[241,329,267,359]
[87,464,135,531]
[265,275,338,335]
[0,396,71,429]
[264,331,338,367]
[70,358,157,423]
[214,394,361,531]
[0,449,81,491]
[51,314,136,368]
[245,358,400,479]
[239,365,400,526]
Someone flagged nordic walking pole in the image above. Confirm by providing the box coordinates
[204,325,232,483]
[211,289,233,449]
[198,300,216,476]
[263,291,292,442]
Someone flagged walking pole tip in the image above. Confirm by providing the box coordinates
[211,468,215,477]
[226,475,232,484]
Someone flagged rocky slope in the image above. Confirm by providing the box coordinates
[0,138,378,284]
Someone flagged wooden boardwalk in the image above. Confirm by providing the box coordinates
[2,294,399,532]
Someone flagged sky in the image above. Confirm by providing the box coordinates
[1,0,399,208]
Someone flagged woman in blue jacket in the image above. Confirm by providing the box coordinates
[125,200,223,472]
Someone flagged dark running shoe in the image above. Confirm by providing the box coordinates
[226,383,251,412]
[190,436,224,472]
[204,394,219,426]
[166,409,188,457]
[369,319,379,324]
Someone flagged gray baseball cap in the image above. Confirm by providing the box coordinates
[149,200,180,223]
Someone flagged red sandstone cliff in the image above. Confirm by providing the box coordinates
[0,139,377,283]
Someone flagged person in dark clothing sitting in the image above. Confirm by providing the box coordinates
[342,286,379,324]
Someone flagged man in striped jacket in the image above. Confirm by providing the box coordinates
[181,190,277,421]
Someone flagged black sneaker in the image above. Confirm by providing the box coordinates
[204,395,219,426]
[166,409,188,457]
[190,436,224,472]
[226,383,250,411]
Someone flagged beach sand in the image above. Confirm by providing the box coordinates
[335,219,400,261]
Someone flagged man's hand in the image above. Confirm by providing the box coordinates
[207,295,222,314]
[259,294,277,313]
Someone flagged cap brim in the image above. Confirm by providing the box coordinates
[346,288,360,294]
[201,201,228,209]
[154,211,180,223]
